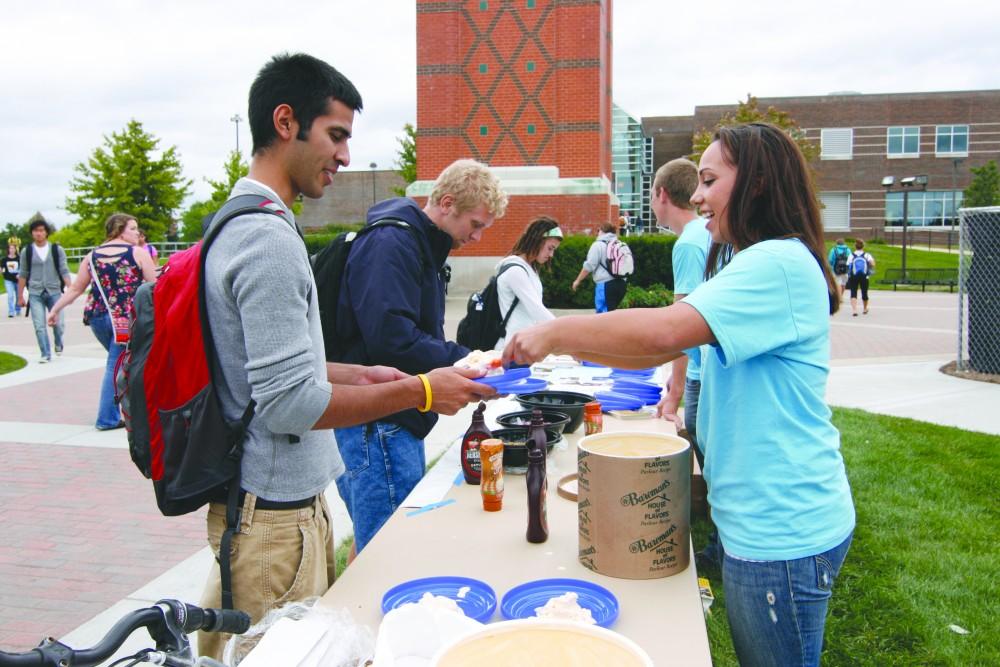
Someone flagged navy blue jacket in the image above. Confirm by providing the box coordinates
[334,197,468,438]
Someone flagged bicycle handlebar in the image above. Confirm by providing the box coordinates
[0,600,250,667]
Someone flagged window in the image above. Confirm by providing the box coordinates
[936,125,969,156]
[818,192,850,230]
[479,1,488,10]
[526,0,536,7]
[479,125,488,136]
[526,124,536,135]
[478,63,488,74]
[820,128,853,160]
[884,191,965,227]
[887,126,920,157]
[525,61,535,72]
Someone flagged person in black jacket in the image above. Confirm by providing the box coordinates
[332,158,508,554]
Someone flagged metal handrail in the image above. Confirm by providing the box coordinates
[62,241,196,262]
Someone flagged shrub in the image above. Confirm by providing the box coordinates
[620,283,674,309]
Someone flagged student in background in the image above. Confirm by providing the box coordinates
[494,216,562,349]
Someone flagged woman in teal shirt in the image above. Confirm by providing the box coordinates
[502,122,855,666]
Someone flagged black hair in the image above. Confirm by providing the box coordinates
[248,52,363,154]
[29,219,54,236]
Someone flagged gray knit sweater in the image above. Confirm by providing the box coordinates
[204,178,344,500]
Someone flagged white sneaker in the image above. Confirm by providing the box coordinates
[39,356,51,364]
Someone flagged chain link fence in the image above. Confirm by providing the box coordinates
[957,207,1000,375]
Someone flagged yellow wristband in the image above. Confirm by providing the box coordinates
[416,373,433,413]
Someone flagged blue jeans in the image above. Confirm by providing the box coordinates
[29,291,63,358]
[89,314,124,428]
[334,421,425,553]
[4,279,20,316]
[723,532,853,667]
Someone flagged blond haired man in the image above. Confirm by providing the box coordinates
[330,158,507,554]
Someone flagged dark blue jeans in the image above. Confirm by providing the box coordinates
[723,532,853,667]
[334,421,425,553]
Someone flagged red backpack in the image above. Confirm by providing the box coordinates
[116,194,285,608]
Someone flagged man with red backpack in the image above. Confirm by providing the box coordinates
[194,53,495,660]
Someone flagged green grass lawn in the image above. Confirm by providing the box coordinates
[0,351,27,374]
[696,407,999,666]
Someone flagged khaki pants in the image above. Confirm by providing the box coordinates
[198,493,335,661]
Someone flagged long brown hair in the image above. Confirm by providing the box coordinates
[704,123,839,314]
[510,216,560,271]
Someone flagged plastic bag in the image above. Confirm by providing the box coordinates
[225,597,375,667]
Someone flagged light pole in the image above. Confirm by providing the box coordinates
[369,162,378,207]
[951,158,964,239]
[882,174,928,279]
[230,114,242,154]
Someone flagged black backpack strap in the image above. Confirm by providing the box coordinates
[362,218,432,275]
[496,261,530,329]
[201,194,284,610]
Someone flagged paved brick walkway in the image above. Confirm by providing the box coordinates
[0,442,203,650]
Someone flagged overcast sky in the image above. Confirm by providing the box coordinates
[2,0,998,229]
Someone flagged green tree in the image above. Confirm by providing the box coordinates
[689,94,819,165]
[392,123,417,196]
[963,160,1000,207]
[179,150,249,241]
[65,119,191,244]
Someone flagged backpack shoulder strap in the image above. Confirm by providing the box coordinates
[496,260,530,326]
[360,218,433,274]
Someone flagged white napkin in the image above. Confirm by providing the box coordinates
[372,601,483,666]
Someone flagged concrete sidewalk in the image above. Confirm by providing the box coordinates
[0,290,997,660]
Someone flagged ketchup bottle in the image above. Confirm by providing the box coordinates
[460,402,491,484]
[526,447,548,542]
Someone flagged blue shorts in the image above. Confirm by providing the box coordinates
[334,421,425,552]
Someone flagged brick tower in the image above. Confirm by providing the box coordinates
[409,0,617,283]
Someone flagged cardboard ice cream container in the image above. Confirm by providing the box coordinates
[577,431,691,579]
[430,619,653,666]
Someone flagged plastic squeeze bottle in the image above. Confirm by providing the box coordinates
[526,409,548,469]
[583,401,603,435]
[460,402,492,484]
[479,438,505,512]
[525,447,549,543]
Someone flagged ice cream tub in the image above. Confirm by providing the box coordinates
[430,619,653,666]
[577,431,691,579]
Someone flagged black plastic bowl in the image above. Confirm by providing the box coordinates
[515,391,595,433]
[490,427,561,469]
[495,409,572,435]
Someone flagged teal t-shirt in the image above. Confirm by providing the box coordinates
[671,218,711,381]
[684,238,855,560]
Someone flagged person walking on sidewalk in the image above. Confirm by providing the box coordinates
[4,240,21,317]
[196,53,495,661]
[17,218,71,363]
[47,213,157,430]
[828,237,851,301]
[572,221,627,312]
[847,239,875,316]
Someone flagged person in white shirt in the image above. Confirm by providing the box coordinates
[494,217,563,350]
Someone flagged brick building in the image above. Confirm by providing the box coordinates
[643,89,1000,238]
[406,0,618,287]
